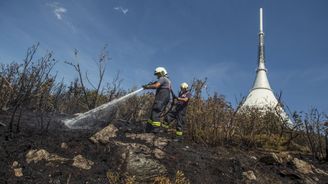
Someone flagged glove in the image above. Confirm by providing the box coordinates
[142,85,149,89]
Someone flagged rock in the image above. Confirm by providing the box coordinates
[126,133,155,143]
[114,141,152,155]
[12,161,19,168]
[89,124,118,144]
[292,158,314,174]
[14,168,23,177]
[242,170,256,180]
[126,152,167,182]
[154,137,169,149]
[276,152,293,163]
[26,149,49,163]
[259,152,293,165]
[72,155,94,170]
[60,142,68,149]
[250,156,257,160]
[126,133,169,149]
[47,153,69,162]
[12,161,23,177]
[26,149,69,164]
[271,152,283,164]
[153,148,166,159]
[111,141,167,182]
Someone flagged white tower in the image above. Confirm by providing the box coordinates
[241,8,290,122]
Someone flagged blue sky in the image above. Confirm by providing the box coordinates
[0,0,327,112]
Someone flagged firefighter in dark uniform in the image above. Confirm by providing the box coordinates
[143,67,171,133]
[163,82,191,138]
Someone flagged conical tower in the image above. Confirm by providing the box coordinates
[241,8,290,122]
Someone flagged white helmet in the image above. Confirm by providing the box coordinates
[154,67,167,76]
[180,82,188,89]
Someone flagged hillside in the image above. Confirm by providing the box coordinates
[1,111,328,184]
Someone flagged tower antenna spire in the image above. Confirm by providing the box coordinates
[241,8,291,124]
[260,8,263,33]
[253,7,269,90]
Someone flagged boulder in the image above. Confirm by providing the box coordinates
[111,141,167,182]
[26,149,69,164]
[72,155,94,170]
[89,124,118,144]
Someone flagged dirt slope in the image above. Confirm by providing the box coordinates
[1,111,328,184]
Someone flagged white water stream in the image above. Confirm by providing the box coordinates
[63,88,144,128]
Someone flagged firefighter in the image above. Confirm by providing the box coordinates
[163,82,191,139]
[142,67,172,133]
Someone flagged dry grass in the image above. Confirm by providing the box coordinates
[153,176,171,184]
[175,170,190,184]
[153,170,190,184]
[1,45,327,160]
[106,170,120,184]
[106,170,190,184]
[124,176,136,184]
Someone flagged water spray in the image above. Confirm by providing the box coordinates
[63,88,144,129]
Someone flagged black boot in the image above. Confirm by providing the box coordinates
[145,123,153,133]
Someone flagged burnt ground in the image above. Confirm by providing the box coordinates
[1,111,328,184]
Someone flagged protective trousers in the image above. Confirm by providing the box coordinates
[164,105,186,136]
[146,89,170,132]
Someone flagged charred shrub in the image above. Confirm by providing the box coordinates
[185,79,233,146]
[0,43,57,134]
